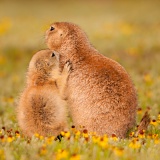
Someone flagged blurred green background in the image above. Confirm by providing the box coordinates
[0,0,160,127]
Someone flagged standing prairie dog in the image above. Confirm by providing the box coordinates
[45,22,138,138]
[17,49,70,137]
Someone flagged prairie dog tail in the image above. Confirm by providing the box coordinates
[136,111,150,136]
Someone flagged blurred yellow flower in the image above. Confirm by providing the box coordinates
[82,132,89,138]
[152,134,158,139]
[147,134,152,139]
[129,132,135,137]
[61,131,70,138]
[150,119,158,127]
[92,135,108,149]
[111,134,118,141]
[39,135,44,140]
[56,149,68,160]
[143,74,153,86]
[0,55,6,65]
[70,154,80,160]
[138,130,145,139]
[137,108,142,115]
[92,136,100,144]
[145,91,153,99]
[7,136,14,143]
[15,131,20,137]
[129,139,141,149]
[127,47,138,56]
[75,131,81,136]
[98,140,108,149]
[34,133,40,138]
[0,18,12,35]
[0,135,5,143]
[157,114,160,123]
[0,149,5,160]
[46,136,55,144]
[119,22,134,35]
[154,138,160,144]
[39,146,47,156]
[113,147,124,157]
[3,96,14,103]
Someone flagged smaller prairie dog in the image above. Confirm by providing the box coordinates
[17,49,70,137]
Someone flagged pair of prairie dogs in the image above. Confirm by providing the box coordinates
[17,22,138,138]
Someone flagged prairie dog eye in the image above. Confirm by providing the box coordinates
[51,53,55,57]
[50,26,55,31]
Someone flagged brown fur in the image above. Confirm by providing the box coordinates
[45,22,138,138]
[136,111,150,136]
[17,49,70,137]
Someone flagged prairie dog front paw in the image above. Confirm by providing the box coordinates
[63,61,72,75]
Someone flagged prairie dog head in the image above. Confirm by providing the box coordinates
[26,50,61,87]
[28,49,59,73]
[45,22,90,53]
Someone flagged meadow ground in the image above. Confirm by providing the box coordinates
[0,0,160,159]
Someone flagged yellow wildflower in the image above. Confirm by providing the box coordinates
[39,135,44,140]
[34,133,44,139]
[56,149,68,160]
[150,119,158,127]
[157,113,160,123]
[0,55,6,65]
[75,131,81,136]
[0,135,5,143]
[73,131,81,140]
[98,139,108,149]
[34,133,40,138]
[152,134,158,139]
[119,22,134,35]
[70,154,80,160]
[7,136,14,143]
[103,135,108,142]
[137,108,142,115]
[61,131,70,138]
[0,149,5,160]
[147,134,153,139]
[46,136,55,144]
[92,136,100,144]
[111,134,118,141]
[82,129,89,138]
[138,130,145,139]
[39,146,47,156]
[0,18,12,35]
[15,131,20,138]
[71,125,76,132]
[129,138,141,149]
[3,96,14,103]
[92,135,108,148]
[146,91,153,98]
[154,139,160,144]
[143,74,153,86]
[113,147,124,157]
[129,132,135,137]
[127,47,138,56]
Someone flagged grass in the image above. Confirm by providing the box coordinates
[0,0,160,159]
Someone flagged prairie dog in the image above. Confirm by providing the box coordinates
[17,49,70,137]
[45,22,137,138]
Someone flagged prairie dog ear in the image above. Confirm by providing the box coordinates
[58,28,68,38]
